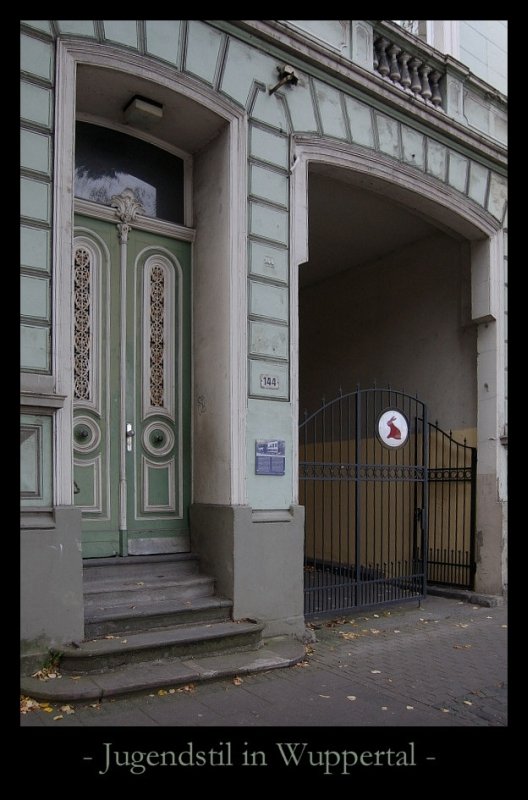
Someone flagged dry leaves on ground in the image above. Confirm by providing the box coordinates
[31,667,62,681]
[453,644,472,649]
[176,683,196,693]
[20,696,40,714]
[232,676,243,686]
[324,617,348,628]
[295,660,310,668]
[339,632,360,640]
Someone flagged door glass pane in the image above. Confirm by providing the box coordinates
[74,121,184,224]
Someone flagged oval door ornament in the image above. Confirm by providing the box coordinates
[377,409,409,449]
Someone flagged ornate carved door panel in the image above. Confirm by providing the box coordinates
[73,211,191,557]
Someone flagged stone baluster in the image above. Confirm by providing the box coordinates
[430,70,442,107]
[375,37,390,77]
[399,52,412,90]
[388,44,401,83]
[409,57,422,95]
[372,30,444,109]
[420,64,432,101]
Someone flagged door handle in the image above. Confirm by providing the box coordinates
[126,423,135,452]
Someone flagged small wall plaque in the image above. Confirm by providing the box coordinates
[255,439,286,475]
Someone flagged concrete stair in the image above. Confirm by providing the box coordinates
[21,553,305,701]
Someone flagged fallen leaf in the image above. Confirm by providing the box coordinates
[136,582,144,586]
[339,632,359,640]
[463,700,473,706]
[346,695,356,701]
[20,696,40,714]
[60,705,75,715]
[176,683,195,693]
[104,635,117,640]
[373,614,380,618]
[381,706,388,711]
[47,672,58,679]
[157,689,168,696]
[89,703,100,709]
[453,644,472,649]
[441,708,450,713]
[501,625,507,628]
[70,676,81,681]
[394,630,400,633]
[370,629,380,634]
[148,694,155,697]
[406,705,414,710]
[472,606,479,610]
[169,689,176,694]
[121,640,128,644]
[319,695,330,698]
[53,715,63,721]
[371,670,381,674]
[295,659,310,668]
[232,676,243,686]
[486,616,493,619]
[41,706,53,713]
[459,623,469,628]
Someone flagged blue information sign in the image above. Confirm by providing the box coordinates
[255,440,286,476]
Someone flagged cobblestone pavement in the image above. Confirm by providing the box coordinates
[21,596,507,728]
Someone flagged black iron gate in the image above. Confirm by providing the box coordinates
[426,422,477,589]
[300,388,429,615]
[300,388,477,616]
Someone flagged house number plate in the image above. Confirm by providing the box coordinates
[260,374,280,390]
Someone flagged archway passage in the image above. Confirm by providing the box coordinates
[299,164,479,612]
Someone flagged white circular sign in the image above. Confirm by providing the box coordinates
[377,409,409,448]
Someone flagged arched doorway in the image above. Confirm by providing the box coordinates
[291,140,503,607]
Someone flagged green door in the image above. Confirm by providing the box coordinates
[73,214,191,557]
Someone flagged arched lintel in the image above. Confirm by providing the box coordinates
[291,136,502,268]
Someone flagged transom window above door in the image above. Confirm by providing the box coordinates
[74,121,185,225]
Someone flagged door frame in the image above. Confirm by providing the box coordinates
[53,38,248,512]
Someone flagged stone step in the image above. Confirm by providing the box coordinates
[84,595,233,638]
[84,574,215,606]
[20,636,305,702]
[83,553,199,583]
[58,620,264,673]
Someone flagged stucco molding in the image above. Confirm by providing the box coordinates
[292,136,502,240]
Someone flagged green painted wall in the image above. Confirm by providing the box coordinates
[20,20,506,514]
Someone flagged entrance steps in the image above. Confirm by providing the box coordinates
[21,554,304,702]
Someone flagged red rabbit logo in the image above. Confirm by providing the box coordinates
[386,415,402,440]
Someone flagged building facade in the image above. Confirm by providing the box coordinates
[20,20,507,668]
